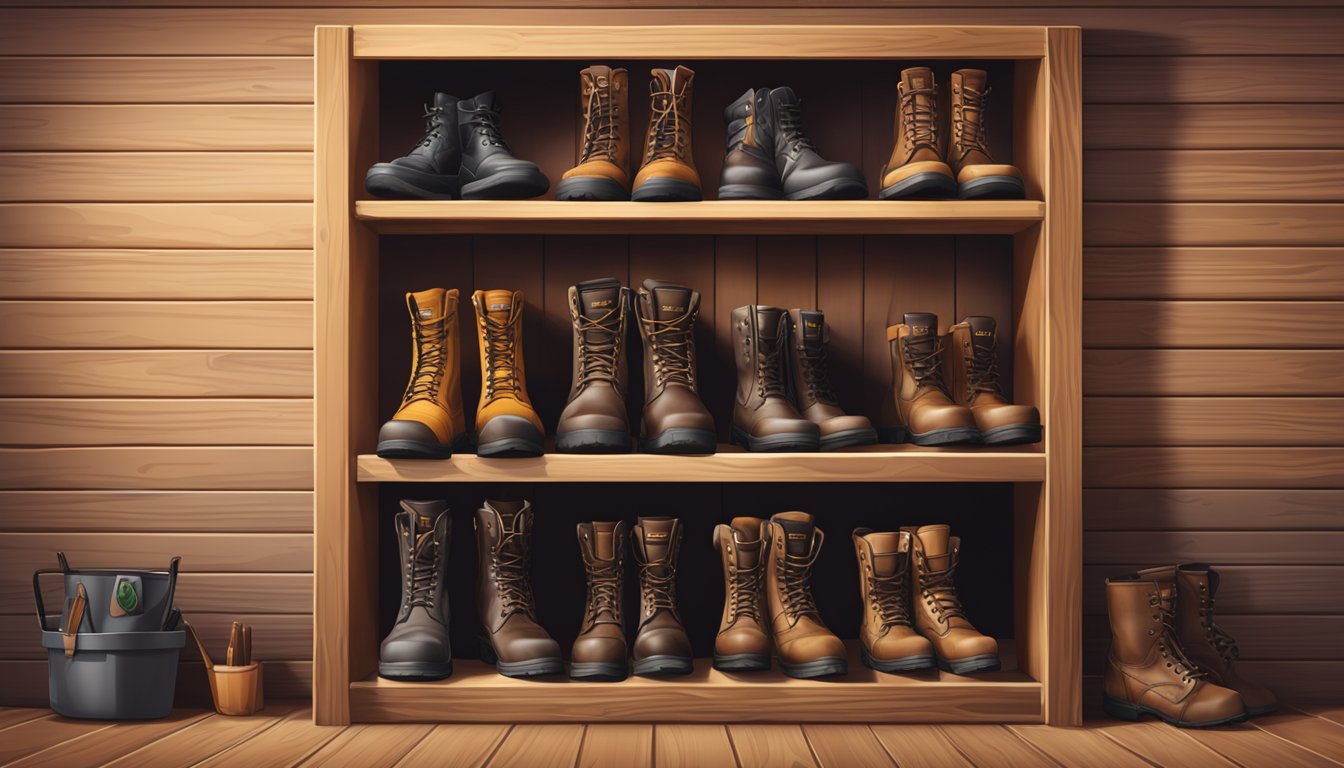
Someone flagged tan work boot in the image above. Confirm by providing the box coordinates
[888,313,980,445]
[1137,564,1278,717]
[635,279,717,453]
[475,500,563,677]
[853,529,934,673]
[377,288,469,459]
[943,316,1041,445]
[571,520,628,681]
[631,517,693,676]
[879,67,956,199]
[633,66,701,201]
[557,65,631,201]
[556,278,631,453]
[905,524,1000,674]
[1104,573,1247,727]
[731,305,820,452]
[786,309,878,451]
[764,512,847,678]
[949,69,1024,199]
[471,289,545,457]
[712,517,771,672]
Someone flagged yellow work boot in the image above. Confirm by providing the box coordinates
[632,66,701,202]
[377,288,468,459]
[472,289,545,457]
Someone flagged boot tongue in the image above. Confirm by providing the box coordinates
[431,92,458,113]
[862,532,904,578]
[487,499,529,531]
[408,288,448,325]
[401,499,447,532]
[902,67,936,97]
[965,315,996,356]
[589,520,619,561]
[772,512,815,557]
[465,90,498,112]
[637,517,677,562]
[575,278,623,323]
[770,86,799,107]
[955,68,988,93]
[755,307,785,345]
[643,279,694,323]
[915,524,951,571]
[580,65,613,89]
[479,289,517,323]
[796,310,825,349]
[729,517,764,567]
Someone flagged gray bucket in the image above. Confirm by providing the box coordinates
[41,630,185,719]
[33,552,180,634]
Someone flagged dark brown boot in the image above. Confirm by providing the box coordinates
[879,67,956,199]
[785,309,877,451]
[631,517,693,676]
[556,66,631,201]
[1137,564,1278,717]
[1104,573,1247,727]
[888,313,979,445]
[474,499,562,677]
[764,512,847,678]
[905,524,999,674]
[632,66,701,202]
[379,499,452,680]
[950,69,1024,200]
[943,316,1041,445]
[635,279,716,454]
[731,305,820,452]
[853,529,934,673]
[571,521,628,681]
[712,518,771,672]
[556,278,631,453]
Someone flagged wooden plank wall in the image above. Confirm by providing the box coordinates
[1,1,1341,705]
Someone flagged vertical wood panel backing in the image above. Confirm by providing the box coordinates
[816,237,865,416]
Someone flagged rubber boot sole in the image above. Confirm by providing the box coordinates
[632,177,702,202]
[365,165,459,199]
[633,655,694,676]
[377,660,453,680]
[959,175,1026,200]
[890,426,983,446]
[730,425,821,452]
[555,428,631,454]
[460,169,550,200]
[479,639,563,678]
[1103,694,1248,728]
[785,177,868,201]
[1246,703,1280,717]
[820,427,879,451]
[862,648,935,673]
[555,176,629,201]
[935,653,1001,675]
[641,427,717,454]
[712,653,771,672]
[980,423,1042,446]
[779,656,848,679]
[879,172,957,200]
[477,415,545,458]
[375,439,455,460]
[569,661,628,681]
[718,183,783,200]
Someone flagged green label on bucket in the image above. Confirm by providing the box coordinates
[115,580,139,614]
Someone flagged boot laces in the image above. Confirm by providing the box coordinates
[647,83,690,161]
[756,338,789,400]
[412,103,448,151]
[636,556,679,618]
[796,341,838,405]
[904,336,952,396]
[916,548,968,625]
[580,79,619,162]
[965,336,1003,402]
[869,563,911,632]
[462,103,511,150]
[403,321,447,406]
[491,522,535,619]
[408,526,440,608]
[480,312,521,400]
[900,84,940,154]
[778,530,823,623]
[1151,591,1208,682]
[1198,587,1240,662]
[574,301,622,389]
[954,84,992,161]
[727,553,763,624]
[643,314,697,390]
[583,559,623,627]
[775,100,817,154]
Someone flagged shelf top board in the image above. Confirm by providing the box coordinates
[354,199,1045,235]
[356,445,1045,484]
[349,25,1053,60]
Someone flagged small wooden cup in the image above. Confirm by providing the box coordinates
[185,620,265,716]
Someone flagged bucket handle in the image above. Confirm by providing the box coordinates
[32,567,64,631]
[160,556,181,630]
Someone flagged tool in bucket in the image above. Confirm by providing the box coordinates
[187,620,264,716]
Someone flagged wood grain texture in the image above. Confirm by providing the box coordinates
[728,724,818,767]
[938,724,1061,767]
[653,725,738,768]
[0,446,313,489]
[0,350,313,397]
[1252,709,1344,758]
[296,724,434,768]
[1084,398,1344,447]
[1086,56,1344,104]
[0,490,312,532]
[0,301,313,349]
[1083,350,1344,396]
[0,715,115,765]
[1083,248,1344,300]
[0,399,313,447]
[1092,721,1237,768]
[1085,300,1344,349]
[10,572,312,614]
[1083,615,1344,665]
[95,703,302,767]
[0,203,312,249]
[0,57,312,104]
[393,724,512,768]
[0,613,312,661]
[1083,565,1344,616]
[1085,531,1344,565]
[1085,105,1344,150]
[0,249,315,300]
[1085,447,1344,489]
[577,724,653,768]
[488,725,585,768]
[1008,725,1149,767]
[1086,150,1344,202]
[1082,489,1344,531]
[0,105,313,151]
[871,724,973,766]
[3,531,312,574]
[1184,722,1342,768]
[193,707,343,768]
[1085,203,1344,247]
[803,725,896,767]
[0,153,312,202]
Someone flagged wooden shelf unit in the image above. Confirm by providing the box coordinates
[316,24,1081,726]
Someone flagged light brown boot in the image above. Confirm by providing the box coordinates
[906,524,999,674]
[888,313,980,445]
[557,65,631,201]
[785,308,878,450]
[635,279,716,453]
[764,512,847,678]
[632,66,701,201]
[377,288,469,459]
[712,518,771,672]
[475,500,563,677]
[949,69,1024,199]
[1137,564,1278,717]
[1104,573,1247,727]
[571,520,628,681]
[631,517,693,676]
[471,290,545,457]
[853,529,934,673]
[942,316,1041,445]
[879,67,956,199]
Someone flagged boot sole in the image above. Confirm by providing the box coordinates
[477,415,545,458]
[980,423,1042,446]
[555,428,631,454]
[879,172,958,200]
[633,655,694,676]
[1103,694,1249,728]
[959,176,1026,200]
[779,656,848,679]
[375,439,455,460]
[632,178,702,202]
[641,428,717,454]
[862,649,935,673]
[555,176,629,201]
[712,653,771,672]
[718,183,783,200]
[569,661,629,681]
[935,653,1001,675]
[820,427,880,451]
[378,660,453,680]
[460,169,550,200]
[365,166,459,199]
[890,426,983,447]
[479,637,563,677]
[1246,703,1280,718]
[730,425,821,452]
[785,177,869,201]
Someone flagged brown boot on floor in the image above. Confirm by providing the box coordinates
[942,316,1041,445]
[905,524,1000,674]
[712,517,771,672]
[764,512,847,679]
[571,521,628,681]
[1103,572,1247,727]
[785,309,878,451]
[474,500,563,677]
[631,517,693,676]
[853,529,934,673]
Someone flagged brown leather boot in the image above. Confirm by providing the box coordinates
[631,517,693,676]
[556,66,631,201]
[1137,564,1278,717]
[556,278,631,454]
[379,500,452,680]
[943,316,1041,445]
[785,309,878,451]
[731,305,820,452]
[474,500,563,677]
[879,67,956,199]
[888,313,980,445]
[712,517,771,672]
[377,288,469,459]
[472,290,545,457]
[635,279,716,454]
[764,512,847,678]
[571,520,628,681]
[633,66,701,202]
[853,529,934,673]
[905,524,999,674]
[949,69,1024,200]
[1104,573,1247,727]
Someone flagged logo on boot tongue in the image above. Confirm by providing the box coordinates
[489,303,510,311]
[912,325,930,335]
[590,298,613,308]
[974,330,992,337]
[660,305,685,314]
[787,532,807,541]
[646,531,669,540]
[418,308,433,319]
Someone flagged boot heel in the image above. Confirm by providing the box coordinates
[478,637,498,665]
[1102,695,1143,722]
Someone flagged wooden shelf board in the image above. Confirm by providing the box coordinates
[354,200,1046,235]
[356,444,1045,484]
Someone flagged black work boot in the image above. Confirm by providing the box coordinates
[718,87,867,201]
[365,93,462,199]
[379,499,453,680]
[456,92,550,200]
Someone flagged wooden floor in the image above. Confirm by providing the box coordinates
[1,703,1342,767]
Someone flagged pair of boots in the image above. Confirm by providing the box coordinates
[718,87,867,201]
[1104,565,1277,727]
[573,518,693,680]
[731,306,877,452]
[377,288,546,459]
[557,65,702,202]
[378,499,562,680]
[887,312,1041,446]
[880,67,1024,200]
[855,524,999,674]
[557,278,716,454]
[366,92,549,200]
